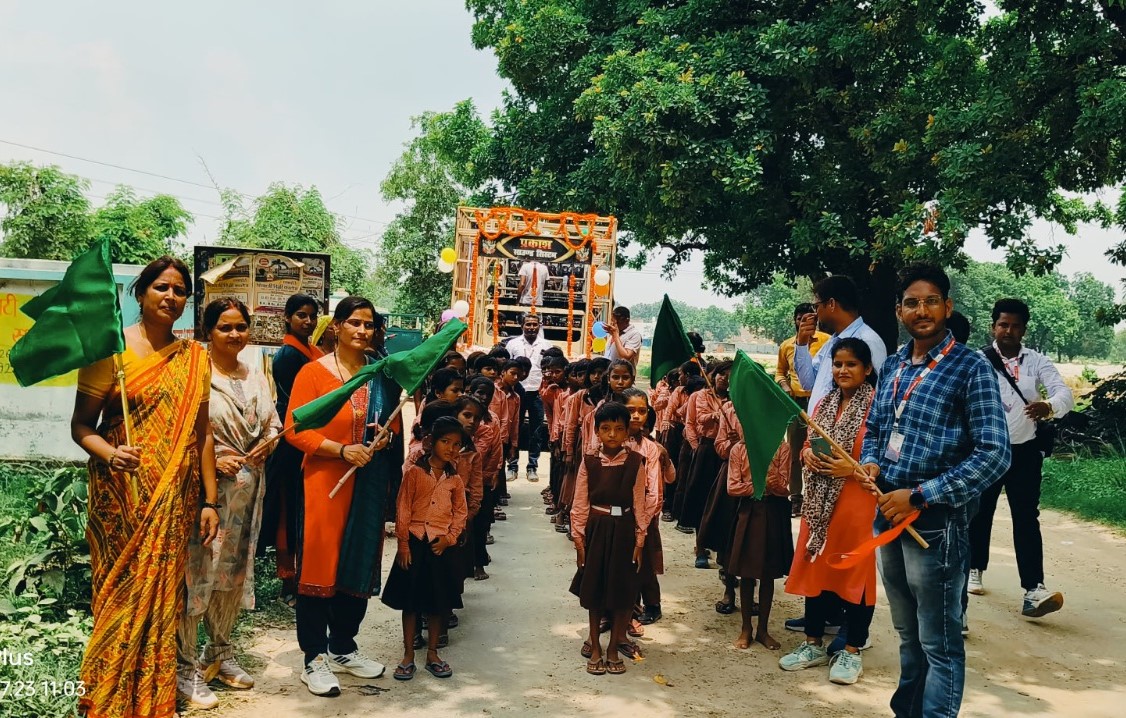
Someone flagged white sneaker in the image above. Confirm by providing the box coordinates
[506,467,518,483]
[828,649,863,685]
[968,569,985,595]
[301,655,341,696]
[177,666,219,709]
[215,657,254,689]
[779,641,829,671]
[1022,584,1064,618]
[527,468,539,482]
[327,649,386,678]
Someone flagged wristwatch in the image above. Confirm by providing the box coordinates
[909,486,927,509]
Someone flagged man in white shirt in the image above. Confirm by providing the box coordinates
[504,313,553,482]
[969,298,1073,618]
[517,261,549,308]
[603,305,643,367]
[794,275,888,411]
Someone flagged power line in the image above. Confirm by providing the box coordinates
[0,138,390,228]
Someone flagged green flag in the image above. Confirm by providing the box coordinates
[10,240,124,387]
[290,318,468,431]
[382,318,467,394]
[649,294,696,388]
[729,350,803,499]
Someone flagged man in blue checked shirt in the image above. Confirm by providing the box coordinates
[858,262,1010,718]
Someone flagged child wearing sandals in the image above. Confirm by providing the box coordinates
[382,416,468,680]
[570,402,649,676]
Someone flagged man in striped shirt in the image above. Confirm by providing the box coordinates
[859,262,1010,718]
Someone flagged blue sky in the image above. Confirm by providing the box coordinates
[0,0,1120,307]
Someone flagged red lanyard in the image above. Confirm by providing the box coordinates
[891,336,956,426]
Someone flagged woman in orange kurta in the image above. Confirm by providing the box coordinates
[782,337,878,682]
[285,297,395,697]
[70,257,219,718]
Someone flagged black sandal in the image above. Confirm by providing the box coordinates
[715,599,737,615]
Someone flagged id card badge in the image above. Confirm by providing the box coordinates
[885,430,906,462]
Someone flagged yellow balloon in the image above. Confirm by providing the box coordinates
[440,248,457,264]
[592,337,607,352]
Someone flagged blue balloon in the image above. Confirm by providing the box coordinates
[592,321,608,339]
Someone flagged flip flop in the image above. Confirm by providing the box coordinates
[586,659,606,675]
[581,640,594,659]
[605,659,627,675]
[627,619,644,638]
[425,660,453,678]
[618,642,642,660]
[393,662,416,681]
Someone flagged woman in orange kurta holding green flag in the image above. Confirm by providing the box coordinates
[70,257,220,718]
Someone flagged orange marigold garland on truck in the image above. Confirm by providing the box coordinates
[585,267,597,358]
[567,274,576,356]
[492,260,501,344]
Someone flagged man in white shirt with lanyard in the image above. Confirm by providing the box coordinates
[968,298,1073,617]
[504,312,552,482]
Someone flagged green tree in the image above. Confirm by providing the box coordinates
[739,275,814,344]
[464,0,1124,344]
[218,183,373,295]
[91,186,193,264]
[1064,272,1116,360]
[377,102,492,319]
[0,162,92,260]
[1110,329,1126,363]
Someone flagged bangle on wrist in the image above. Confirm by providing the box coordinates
[201,501,222,511]
[339,443,348,459]
[108,448,118,466]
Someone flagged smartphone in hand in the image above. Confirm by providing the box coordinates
[810,435,834,459]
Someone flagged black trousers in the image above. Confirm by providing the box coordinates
[805,591,874,648]
[296,593,368,665]
[968,441,1044,590]
[473,483,496,568]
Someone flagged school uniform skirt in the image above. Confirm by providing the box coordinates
[570,513,639,611]
[670,439,696,520]
[678,438,720,530]
[382,535,464,614]
[697,460,737,558]
[727,496,794,581]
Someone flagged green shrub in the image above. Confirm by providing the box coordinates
[0,608,90,718]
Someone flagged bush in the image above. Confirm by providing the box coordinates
[0,608,91,718]
[0,465,91,616]
[1057,369,1126,454]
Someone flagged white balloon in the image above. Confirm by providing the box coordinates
[593,268,611,286]
[437,258,455,273]
[452,300,470,318]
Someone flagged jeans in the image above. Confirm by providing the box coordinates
[968,441,1045,590]
[508,391,545,472]
[296,593,369,665]
[878,511,968,718]
[805,591,874,648]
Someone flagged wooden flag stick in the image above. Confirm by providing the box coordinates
[113,353,139,505]
[329,395,411,499]
[245,422,298,462]
[799,410,929,549]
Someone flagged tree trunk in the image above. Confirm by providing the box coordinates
[854,262,900,354]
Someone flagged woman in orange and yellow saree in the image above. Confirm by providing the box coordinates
[70,256,220,718]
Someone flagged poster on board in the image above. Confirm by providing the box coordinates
[193,246,331,346]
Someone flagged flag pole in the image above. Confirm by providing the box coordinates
[113,353,140,504]
[799,410,929,549]
[329,395,411,499]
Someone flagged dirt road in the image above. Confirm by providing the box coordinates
[208,467,1126,718]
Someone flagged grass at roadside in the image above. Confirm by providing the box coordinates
[1041,455,1126,532]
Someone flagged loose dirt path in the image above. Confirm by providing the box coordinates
[207,464,1126,718]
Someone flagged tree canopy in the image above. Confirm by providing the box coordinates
[0,161,192,263]
[377,102,494,319]
[464,0,1126,342]
[217,183,374,296]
